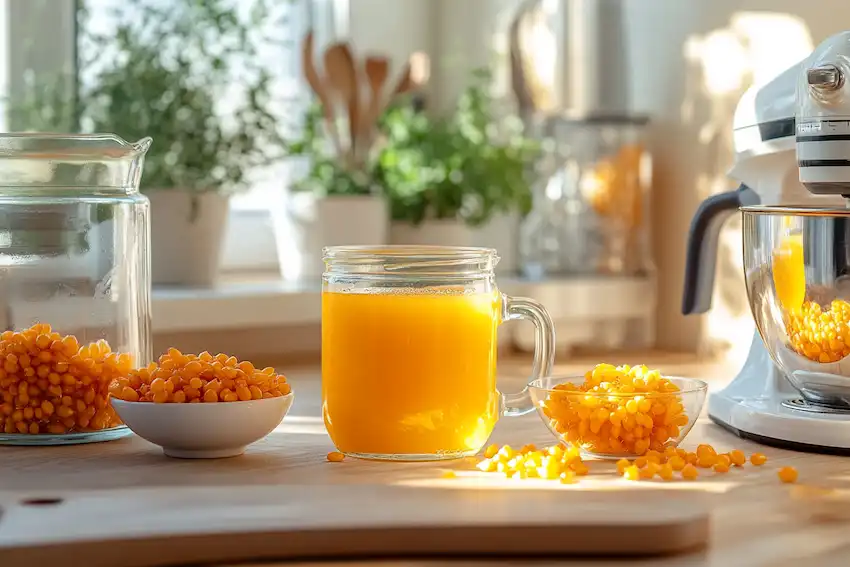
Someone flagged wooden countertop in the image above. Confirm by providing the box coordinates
[4,352,850,566]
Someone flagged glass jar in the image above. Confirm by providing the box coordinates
[322,246,555,461]
[520,115,653,278]
[0,134,152,445]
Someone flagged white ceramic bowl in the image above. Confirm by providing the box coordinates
[111,394,294,459]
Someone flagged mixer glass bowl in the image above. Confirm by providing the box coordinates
[743,205,850,407]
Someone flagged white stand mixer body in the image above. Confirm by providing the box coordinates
[703,31,850,451]
[709,333,850,450]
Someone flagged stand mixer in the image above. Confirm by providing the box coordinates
[684,31,850,453]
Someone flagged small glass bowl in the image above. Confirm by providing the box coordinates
[528,375,708,460]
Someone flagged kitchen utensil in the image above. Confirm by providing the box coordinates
[359,55,389,159]
[323,42,359,162]
[682,31,850,453]
[0,133,152,446]
[322,245,554,461]
[508,0,630,117]
[301,31,341,157]
[110,394,294,459]
[390,60,417,98]
[529,376,707,460]
[0,485,709,565]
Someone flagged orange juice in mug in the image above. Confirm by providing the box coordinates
[322,246,555,461]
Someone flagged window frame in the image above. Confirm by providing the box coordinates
[1,0,348,275]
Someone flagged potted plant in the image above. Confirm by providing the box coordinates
[375,68,538,273]
[280,102,388,280]
[12,0,284,287]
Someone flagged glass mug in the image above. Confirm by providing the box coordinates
[322,246,555,461]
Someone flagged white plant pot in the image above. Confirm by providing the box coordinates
[273,194,387,281]
[389,213,520,274]
[147,191,230,287]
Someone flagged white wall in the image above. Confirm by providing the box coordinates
[348,0,435,96]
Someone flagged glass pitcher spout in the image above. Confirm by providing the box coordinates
[0,133,153,193]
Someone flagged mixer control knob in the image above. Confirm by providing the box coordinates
[807,64,844,91]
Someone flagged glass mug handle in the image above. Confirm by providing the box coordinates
[500,294,556,416]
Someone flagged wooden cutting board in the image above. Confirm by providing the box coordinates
[0,485,708,566]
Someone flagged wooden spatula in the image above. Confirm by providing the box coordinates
[323,42,359,163]
[359,56,390,160]
[301,31,341,157]
[390,62,416,99]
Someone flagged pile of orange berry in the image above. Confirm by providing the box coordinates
[540,363,689,457]
[472,442,798,484]
[110,348,291,403]
[475,443,589,484]
[617,444,765,481]
[0,323,130,435]
[785,299,850,363]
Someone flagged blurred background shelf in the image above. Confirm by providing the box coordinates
[143,274,656,359]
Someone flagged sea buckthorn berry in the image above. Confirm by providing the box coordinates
[697,455,717,469]
[474,444,589,483]
[658,463,675,481]
[778,466,799,483]
[0,323,127,435]
[669,455,686,471]
[327,451,345,462]
[623,465,641,481]
[681,463,699,480]
[729,449,747,467]
[696,444,717,459]
[750,453,768,466]
[616,458,631,475]
[559,471,577,484]
[640,462,659,479]
[785,300,850,362]
[541,363,689,458]
[713,462,730,473]
[111,351,291,404]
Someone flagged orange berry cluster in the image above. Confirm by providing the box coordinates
[0,323,129,435]
[617,445,754,481]
[616,445,786,483]
[785,299,850,363]
[475,443,589,484]
[110,348,291,403]
[469,443,795,485]
[541,363,689,457]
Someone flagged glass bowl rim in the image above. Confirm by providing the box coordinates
[323,245,498,260]
[740,205,850,217]
[527,375,708,396]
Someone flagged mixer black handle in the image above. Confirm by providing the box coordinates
[681,184,758,315]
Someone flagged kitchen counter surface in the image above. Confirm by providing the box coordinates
[4,352,850,566]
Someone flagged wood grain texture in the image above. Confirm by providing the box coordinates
[0,486,709,566]
[2,353,850,567]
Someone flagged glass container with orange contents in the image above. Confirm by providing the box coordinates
[0,134,152,445]
[322,246,555,460]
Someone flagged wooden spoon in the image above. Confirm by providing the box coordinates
[323,42,359,164]
[301,31,341,157]
[390,62,416,99]
[360,56,390,160]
